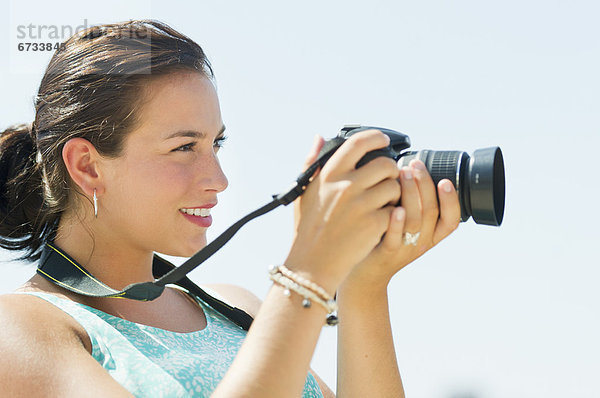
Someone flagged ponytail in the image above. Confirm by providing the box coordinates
[0,123,53,261]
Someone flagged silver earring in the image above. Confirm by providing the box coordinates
[93,189,98,218]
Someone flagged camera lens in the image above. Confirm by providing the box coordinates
[397,147,505,226]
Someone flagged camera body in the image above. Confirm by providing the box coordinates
[318,125,505,226]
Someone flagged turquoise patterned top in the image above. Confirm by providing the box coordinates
[18,291,323,397]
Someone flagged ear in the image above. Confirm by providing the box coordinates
[62,138,104,197]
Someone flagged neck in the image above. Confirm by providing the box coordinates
[53,215,155,291]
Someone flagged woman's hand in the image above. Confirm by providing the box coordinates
[342,158,462,290]
[286,130,402,295]
[294,135,462,291]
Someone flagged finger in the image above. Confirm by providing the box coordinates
[399,166,422,234]
[410,159,439,241]
[352,156,401,190]
[323,129,390,176]
[372,205,397,243]
[432,179,461,244]
[379,206,407,250]
[358,205,396,253]
[295,135,325,231]
[302,134,325,171]
[359,177,401,209]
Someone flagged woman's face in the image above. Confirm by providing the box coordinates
[99,71,228,257]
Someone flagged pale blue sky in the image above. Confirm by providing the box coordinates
[2,1,599,396]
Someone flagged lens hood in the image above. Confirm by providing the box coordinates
[468,147,505,226]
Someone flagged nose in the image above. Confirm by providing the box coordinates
[200,151,228,193]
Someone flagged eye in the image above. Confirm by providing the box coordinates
[172,142,196,152]
[213,135,228,149]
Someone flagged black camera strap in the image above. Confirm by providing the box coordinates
[37,242,255,330]
[36,139,345,322]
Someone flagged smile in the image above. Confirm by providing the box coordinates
[179,208,211,217]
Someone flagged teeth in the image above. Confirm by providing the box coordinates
[180,208,211,217]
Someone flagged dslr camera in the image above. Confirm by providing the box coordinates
[318,125,505,226]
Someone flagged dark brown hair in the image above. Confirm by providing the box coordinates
[0,20,214,261]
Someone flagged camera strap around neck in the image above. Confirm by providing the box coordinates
[36,138,344,325]
[37,242,255,330]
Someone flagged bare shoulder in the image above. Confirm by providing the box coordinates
[0,293,91,357]
[0,293,87,343]
[0,294,85,395]
[200,283,263,318]
[0,293,132,397]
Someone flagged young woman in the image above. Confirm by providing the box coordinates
[0,20,461,397]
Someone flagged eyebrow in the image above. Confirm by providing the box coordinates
[164,125,226,140]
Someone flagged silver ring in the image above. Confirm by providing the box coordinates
[402,231,421,246]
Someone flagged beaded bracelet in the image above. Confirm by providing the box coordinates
[272,264,334,302]
[268,267,338,326]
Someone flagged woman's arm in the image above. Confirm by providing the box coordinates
[336,281,403,397]
[0,294,134,398]
[213,129,401,397]
[213,283,333,397]
[293,137,461,397]
[204,283,336,397]
[335,160,461,397]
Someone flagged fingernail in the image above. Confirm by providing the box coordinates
[411,160,426,171]
[313,134,320,146]
[403,167,413,180]
[309,135,321,156]
[442,180,453,193]
[395,207,405,221]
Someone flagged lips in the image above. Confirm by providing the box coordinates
[179,203,216,228]
[180,207,211,217]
